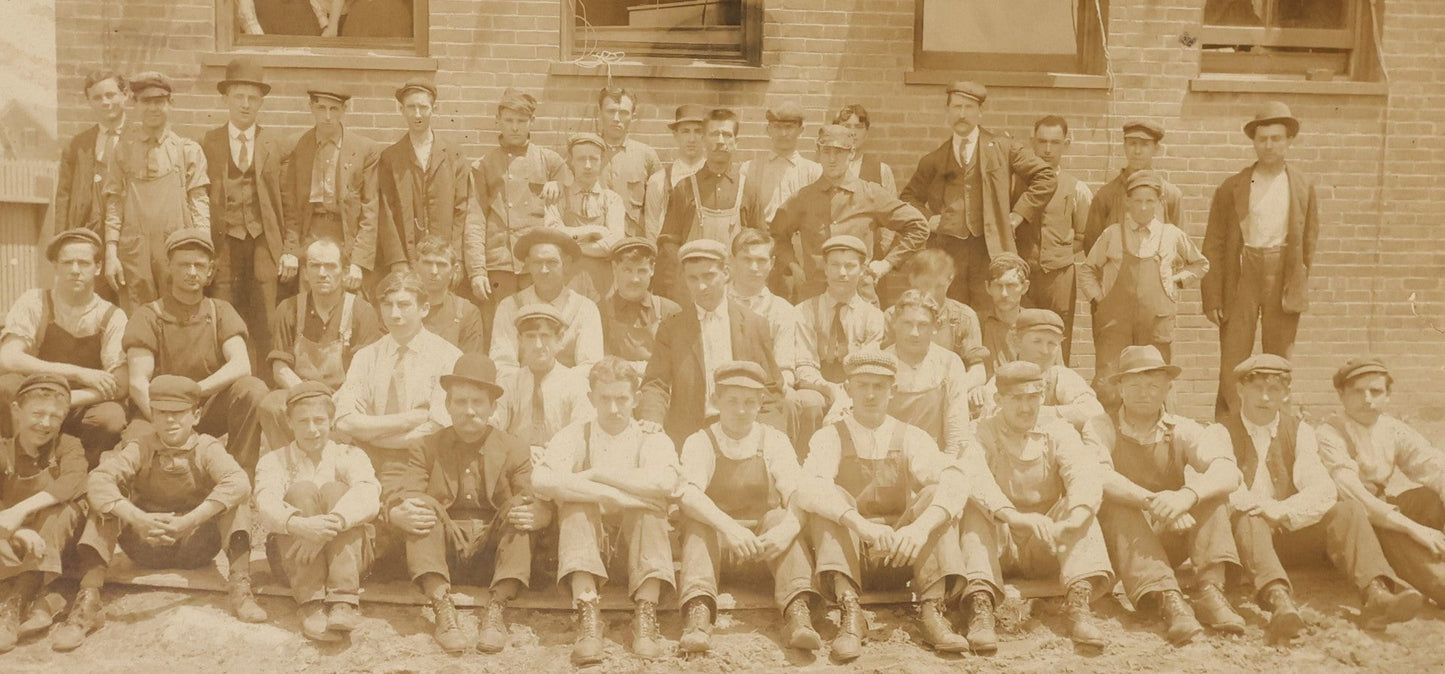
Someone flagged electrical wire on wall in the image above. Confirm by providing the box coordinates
[562,0,628,137]
[1368,0,1392,352]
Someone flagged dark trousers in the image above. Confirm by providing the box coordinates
[0,373,125,468]
[1098,497,1240,604]
[1375,488,1445,604]
[80,502,248,569]
[1215,247,1300,420]
[1027,263,1078,365]
[480,270,531,353]
[402,497,532,591]
[930,233,992,315]
[0,501,84,582]
[1232,499,1402,602]
[124,376,269,474]
[212,233,285,369]
[266,481,369,606]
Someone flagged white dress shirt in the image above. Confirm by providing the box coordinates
[952,127,980,166]
[696,302,734,416]
[1244,169,1290,249]
[228,122,256,169]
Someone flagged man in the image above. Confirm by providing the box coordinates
[533,357,679,665]
[122,230,269,474]
[656,108,751,303]
[0,375,88,652]
[740,101,821,229]
[101,71,209,311]
[489,229,605,377]
[281,87,379,294]
[978,310,1102,433]
[1205,355,1422,640]
[676,361,820,655]
[833,104,897,195]
[465,86,565,331]
[773,125,930,302]
[492,305,593,451]
[1022,116,1093,364]
[383,354,548,654]
[261,238,384,449]
[547,133,625,300]
[0,230,128,467]
[597,237,680,375]
[53,375,263,652]
[1080,170,1208,405]
[376,80,470,274]
[795,236,885,410]
[595,86,660,238]
[884,249,987,368]
[335,271,461,472]
[202,57,292,364]
[1317,357,1445,608]
[882,290,977,458]
[56,71,128,248]
[253,381,380,642]
[1081,346,1245,646]
[968,361,1113,649]
[900,81,1055,311]
[796,350,974,660]
[415,236,486,354]
[640,239,788,447]
[1082,120,1183,254]
[977,253,1031,376]
[642,104,707,241]
[1204,102,1319,421]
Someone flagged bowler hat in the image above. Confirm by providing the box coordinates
[217,57,271,96]
[668,104,707,130]
[1244,101,1300,139]
[440,353,505,399]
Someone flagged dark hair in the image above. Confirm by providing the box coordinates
[986,253,1031,282]
[891,288,941,324]
[833,104,871,129]
[706,108,740,136]
[905,248,955,280]
[1033,115,1070,137]
[589,355,641,393]
[376,270,426,302]
[597,85,635,112]
[731,228,775,256]
[414,235,457,265]
[84,70,128,97]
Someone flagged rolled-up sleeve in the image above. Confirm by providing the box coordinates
[906,427,967,518]
[88,441,143,514]
[1177,418,1241,496]
[958,438,1012,516]
[678,431,717,494]
[1054,426,1103,515]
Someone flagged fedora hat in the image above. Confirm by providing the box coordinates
[1108,345,1182,382]
[1244,101,1299,139]
[217,57,271,96]
[440,353,505,399]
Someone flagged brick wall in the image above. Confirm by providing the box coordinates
[54,0,1445,422]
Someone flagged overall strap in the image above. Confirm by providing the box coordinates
[834,419,857,459]
[704,425,722,457]
[34,291,53,349]
[340,293,356,353]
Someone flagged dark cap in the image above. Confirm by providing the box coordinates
[567,132,606,154]
[1244,101,1300,139]
[131,72,173,100]
[150,375,202,412]
[1109,345,1181,381]
[1122,120,1164,142]
[821,234,868,260]
[1125,170,1163,196]
[285,381,334,410]
[514,227,581,263]
[844,348,898,378]
[817,124,856,150]
[765,100,805,124]
[514,303,565,331]
[1233,353,1293,380]
[610,236,656,260]
[45,228,103,262]
[668,104,708,130]
[394,80,438,103]
[1333,357,1391,390]
[678,238,729,265]
[497,87,537,117]
[307,88,351,105]
[995,361,1046,394]
[216,56,270,96]
[440,353,506,399]
[714,361,767,390]
[946,81,987,104]
[164,228,215,257]
[1013,308,1065,336]
[16,373,70,399]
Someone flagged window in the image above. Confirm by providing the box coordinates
[913,0,1108,74]
[565,0,763,65]
[220,0,430,55]
[1200,0,1380,80]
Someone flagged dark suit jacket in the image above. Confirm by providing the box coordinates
[201,125,288,264]
[1202,162,1319,316]
[282,127,381,270]
[380,425,533,515]
[55,125,102,233]
[900,128,1056,257]
[639,300,785,445]
[375,134,470,270]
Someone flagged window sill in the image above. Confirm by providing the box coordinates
[547,60,770,81]
[200,51,438,72]
[904,70,1110,90]
[1189,75,1387,96]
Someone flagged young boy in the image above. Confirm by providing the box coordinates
[547,133,625,300]
[795,235,885,411]
[597,237,680,375]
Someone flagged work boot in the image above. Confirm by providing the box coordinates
[918,598,968,653]
[679,597,713,654]
[477,598,508,654]
[1158,590,1203,646]
[965,591,998,655]
[51,587,104,652]
[228,574,268,623]
[1262,584,1305,642]
[571,598,604,666]
[0,588,20,653]
[429,593,470,654]
[782,596,821,651]
[830,589,865,663]
[632,600,665,659]
[1362,577,1424,630]
[327,602,361,633]
[1193,583,1245,635]
[1064,580,1107,649]
[19,592,65,638]
[299,601,340,642]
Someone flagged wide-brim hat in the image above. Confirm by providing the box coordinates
[440,353,505,399]
[1244,101,1300,139]
[1108,345,1182,381]
[217,57,271,96]
[513,227,582,263]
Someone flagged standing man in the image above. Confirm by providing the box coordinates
[489,229,605,377]
[203,57,292,365]
[833,104,897,195]
[101,71,209,311]
[900,81,1055,311]
[740,101,821,230]
[415,236,487,354]
[547,133,626,299]
[376,80,470,275]
[656,108,751,303]
[56,71,128,245]
[597,238,681,374]
[1204,102,1319,421]
[1083,120,1183,254]
[595,86,661,238]
[1023,116,1092,364]
[281,87,379,294]
[642,104,707,241]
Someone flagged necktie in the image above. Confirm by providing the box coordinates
[385,346,408,415]
[237,133,251,172]
[529,373,548,446]
[831,301,849,356]
[102,130,119,163]
[582,192,599,219]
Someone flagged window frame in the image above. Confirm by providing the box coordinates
[911,0,1108,76]
[215,0,432,57]
[560,0,762,67]
[1198,0,1380,80]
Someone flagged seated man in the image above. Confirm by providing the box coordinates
[415,235,486,354]
[677,361,819,655]
[1081,346,1244,646]
[1317,357,1445,608]
[881,289,976,457]
[533,357,680,665]
[253,381,380,642]
[493,305,593,452]
[382,354,547,655]
[490,228,605,378]
[0,375,88,652]
[0,229,128,467]
[1205,355,1421,640]
[122,229,268,473]
[977,309,1102,432]
[261,237,383,449]
[796,349,973,661]
[968,361,1113,649]
[597,237,680,375]
[795,235,885,411]
[977,254,1031,376]
[335,270,461,473]
[883,248,988,371]
[54,375,263,652]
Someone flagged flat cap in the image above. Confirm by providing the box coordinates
[513,227,581,263]
[765,100,805,124]
[150,375,202,412]
[440,352,505,399]
[164,228,215,257]
[16,373,70,399]
[946,80,987,104]
[714,360,767,390]
[610,236,656,260]
[130,72,173,100]
[1333,356,1391,390]
[1125,170,1163,195]
[679,238,729,264]
[307,88,351,104]
[285,381,334,410]
[45,228,103,262]
[816,124,856,150]
[514,303,565,331]
[394,80,437,103]
[1122,120,1165,142]
[1234,353,1293,379]
[1013,308,1065,336]
[1109,345,1181,381]
[668,104,708,130]
[567,132,606,153]
[821,234,868,260]
[995,361,1046,394]
[497,87,537,117]
[844,348,898,378]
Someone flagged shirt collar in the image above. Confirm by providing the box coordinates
[729,284,772,304]
[675,156,705,173]
[1127,214,1159,234]
[699,163,738,182]
[770,150,801,164]
[228,122,256,142]
[100,115,126,136]
[696,301,728,321]
[827,174,864,193]
[952,127,980,151]
[317,127,343,149]
[1242,412,1281,440]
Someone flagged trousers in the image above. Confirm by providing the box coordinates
[678,508,816,613]
[1098,497,1239,603]
[266,481,370,605]
[556,501,675,599]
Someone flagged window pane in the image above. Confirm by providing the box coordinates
[1276,0,1347,29]
[241,0,415,38]
[920,0,1076,56]
[575,0,743,29]
[1204,0,1264,26]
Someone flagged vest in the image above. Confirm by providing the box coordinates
[940,147,984,239]
[223,151,263,239]
[1226,411,1299,499]
[859,154,883,186]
